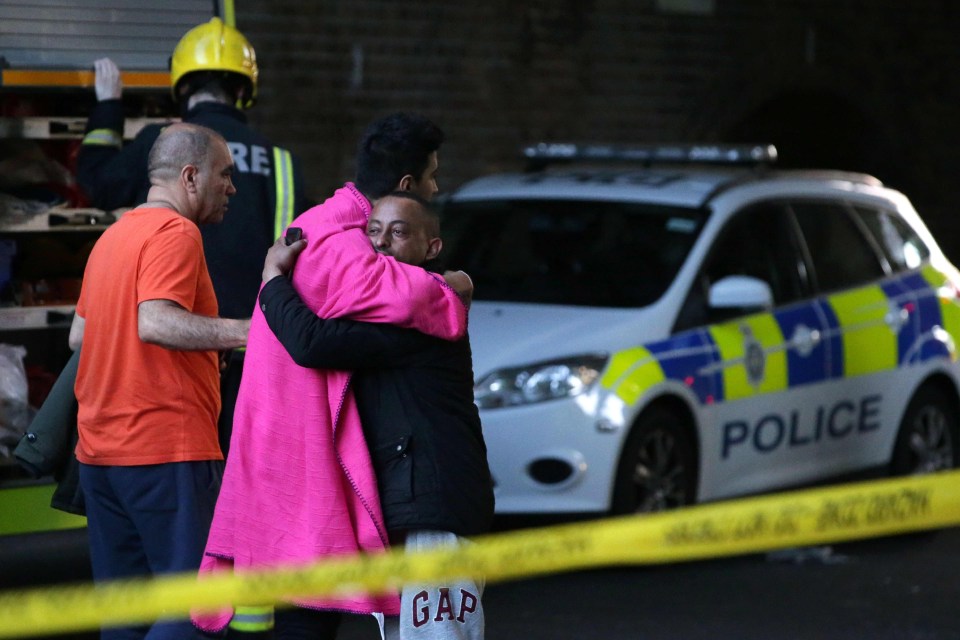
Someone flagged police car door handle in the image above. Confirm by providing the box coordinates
[789,324,821,358]
[884,302,910,333]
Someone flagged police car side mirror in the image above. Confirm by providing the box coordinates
[708,275,773,311]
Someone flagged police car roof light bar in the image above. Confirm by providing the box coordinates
[522,143,778,171]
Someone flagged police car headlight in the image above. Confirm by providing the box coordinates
[474,355,608,409]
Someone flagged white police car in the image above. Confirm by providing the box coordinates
[441,143,960,514]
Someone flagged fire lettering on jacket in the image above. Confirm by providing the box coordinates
[227,142,271,177]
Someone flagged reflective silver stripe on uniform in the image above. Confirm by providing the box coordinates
[81,128,122,147]
[273,147,294,239]
[228,605,274,632]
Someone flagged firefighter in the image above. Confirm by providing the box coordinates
[76,18,312,476]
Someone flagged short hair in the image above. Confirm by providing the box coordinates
[147,123,222,183]
[355,113,445,199]
[176,71,252,106]
[382,190,440,237]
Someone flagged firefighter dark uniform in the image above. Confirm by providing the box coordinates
[77,99,309,319]
[75,20,310,539]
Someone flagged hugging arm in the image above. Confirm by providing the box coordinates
[259,276,425,369]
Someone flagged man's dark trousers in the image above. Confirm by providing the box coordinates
[79,461,223,640]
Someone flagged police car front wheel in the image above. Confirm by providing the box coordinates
[611,406,697,514]
[890,385,959,476]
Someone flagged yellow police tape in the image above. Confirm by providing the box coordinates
[3,469,960,638]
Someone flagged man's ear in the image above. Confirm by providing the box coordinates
[397,174,415,192]
[181,164,199,194]
[426,237,443,261]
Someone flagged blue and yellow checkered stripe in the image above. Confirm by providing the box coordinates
[602,267,960,406]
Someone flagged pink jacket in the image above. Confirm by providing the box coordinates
[194,184,467,630]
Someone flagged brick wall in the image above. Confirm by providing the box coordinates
[236,0,960,258]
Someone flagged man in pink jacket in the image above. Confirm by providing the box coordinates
[195,113,470,639]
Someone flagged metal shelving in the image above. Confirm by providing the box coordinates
[0,116,170,141]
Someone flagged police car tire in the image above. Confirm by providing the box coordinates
[611,407,697,514]
[890,385,959,476]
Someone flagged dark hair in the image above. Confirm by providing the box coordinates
[176,71,252,107]
[355,113,445,199]
[385,190,431,209]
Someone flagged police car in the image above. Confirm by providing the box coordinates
[441,143,960,514]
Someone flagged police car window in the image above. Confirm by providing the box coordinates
[674,203,804,331]
[440,199,705,307]
[853,206,930,271]
[790,201,886,292]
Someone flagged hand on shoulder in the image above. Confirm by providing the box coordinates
[443,270,473,307]
[263,235,307,282]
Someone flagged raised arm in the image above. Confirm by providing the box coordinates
[76,58,158,210]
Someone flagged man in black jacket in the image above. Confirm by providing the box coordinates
[75,18,311,466]
[259,192,493,640]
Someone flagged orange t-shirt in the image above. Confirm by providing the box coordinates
[74,208,222,465]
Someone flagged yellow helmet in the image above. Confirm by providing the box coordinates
[170,17,258,109]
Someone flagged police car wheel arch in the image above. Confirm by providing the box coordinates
[611,403,698,514]
[891,382,960,475]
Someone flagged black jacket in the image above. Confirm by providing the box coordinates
[76,100,311,318]
[258,276,495,538]
[13,349,84,515]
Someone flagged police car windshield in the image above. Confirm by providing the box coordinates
[440,198,706,308]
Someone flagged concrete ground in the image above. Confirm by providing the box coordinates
[339,526,960,639]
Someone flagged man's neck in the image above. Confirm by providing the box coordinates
[186,92,232,111]
[139,190,195,223]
